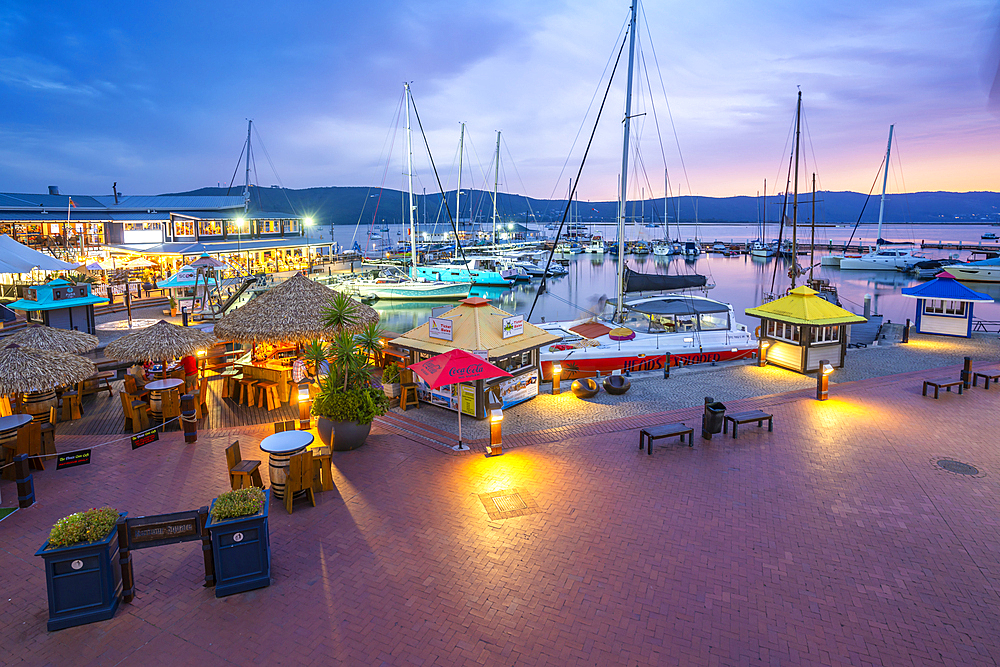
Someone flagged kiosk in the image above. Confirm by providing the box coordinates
[900,272,992,338]
[8,278,108,334]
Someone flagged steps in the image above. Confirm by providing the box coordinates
[94,296,170,317]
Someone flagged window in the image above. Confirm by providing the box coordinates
[173,219,195,237]
[767,320,800,343]
[924,299,966,317]
[259,219,279,234]
[809,325,841,343]
[124,222,161,232]
[496,350,533,373]
[198,219,223,236]
[698,312,729,331]
[286,219,300,233]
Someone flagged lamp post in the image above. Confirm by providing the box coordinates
[235,216,246,275]
[552,363,562,395]
[817,360,833,401]
[758,340,770,367]
[303,217,314,271]
[486,407,503,456]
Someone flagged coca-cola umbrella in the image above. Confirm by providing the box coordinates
[408,348,511,451]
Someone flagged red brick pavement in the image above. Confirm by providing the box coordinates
[2,365,1000,665]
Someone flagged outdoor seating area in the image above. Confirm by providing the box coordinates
[722,410,775,439]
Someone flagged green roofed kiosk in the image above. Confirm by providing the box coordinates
[745,286,866,374]
[8,278,108,335]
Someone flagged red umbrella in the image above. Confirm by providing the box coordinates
[409,349,511,450]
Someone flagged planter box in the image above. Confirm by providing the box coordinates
[382,383,400,399]
[205,489,271,597]
[35,513,126,631]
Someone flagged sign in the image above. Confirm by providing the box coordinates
[126,511,201,550]
[430,305,451,318]
[131,428,159,450]
[471,350,488,361]
[429,317,453,341]
[502,315,524,339]
[460,384,477,416]
[56,449,91,470]
[498,369,539,408]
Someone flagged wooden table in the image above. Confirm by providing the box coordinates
[259,430,314,499]
[145,378,184,420]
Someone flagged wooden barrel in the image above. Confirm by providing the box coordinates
[23,390,57,423]
[148,390,163,421]
[268,453,291,500]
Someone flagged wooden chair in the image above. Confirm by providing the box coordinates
[256,380,280,411]
[161,389,181,429]
[40,406,56,459]
[61,388,82,421]
[168,368,186,382]
[0,395,12,417]
[119,391,150,433]
[124,375,149,400]
[284,449,316,514]
[308,443,333,493]
[80,371,115,397]
[273,420,296,433]
[16,421,44,471]
[225,440,263,490]
[399,367,420,411]
[197,376,208,414]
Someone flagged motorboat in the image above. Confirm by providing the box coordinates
[652,241,672,256]
[750,240,775,258]
[584,236,605,253]
[682,241,700,256]
[462,254,531,282]
[538,291,756,380]
[711,241,728,253]
[940,256,1000,282]
[982,232,997,240]
[556,241,584,254]
[839,247,924,270]
[337,266,472,300]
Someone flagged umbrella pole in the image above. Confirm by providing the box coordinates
[453,384,469,451]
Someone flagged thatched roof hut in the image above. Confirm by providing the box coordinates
[213,273,378,344]
[7,325,99,354]
[0,344,97,394]
[105,319,215,363]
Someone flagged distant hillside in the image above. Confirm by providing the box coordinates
[168,186,1000,227]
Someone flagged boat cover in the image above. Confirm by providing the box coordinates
[628,298,729,316]
[623,267,706,292]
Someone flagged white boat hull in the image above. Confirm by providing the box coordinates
[364,282,472,300]
[942,265,1000,282]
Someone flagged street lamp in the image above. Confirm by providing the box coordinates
[235,217,246,274]
[816,360,833,401]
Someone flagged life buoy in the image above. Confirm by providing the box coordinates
[754,326,761,338]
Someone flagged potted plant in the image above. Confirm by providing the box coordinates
[204,487,270,597]
[314,293,391,450]
[35,506,125,631]
[169,296,178,317]
[381,362,401,399]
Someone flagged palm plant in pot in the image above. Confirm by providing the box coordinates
[313,293,391,450]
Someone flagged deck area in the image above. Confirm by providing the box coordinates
[56,374,301,437]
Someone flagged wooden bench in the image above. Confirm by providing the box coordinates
[723,410,773,439]
[639,423,693,455]
[922,379,964,398]
[973,371,1000,390]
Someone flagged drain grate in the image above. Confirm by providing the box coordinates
[936,459,980,476]
[479,488,540,520]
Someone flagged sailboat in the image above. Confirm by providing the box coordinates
[535,1,756,380]
[750,181,775,257]
[840,126,923,270]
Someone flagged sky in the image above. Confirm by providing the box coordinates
[1,0,999,202]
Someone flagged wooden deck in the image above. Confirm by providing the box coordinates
[55,375,300,437]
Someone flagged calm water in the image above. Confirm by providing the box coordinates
[326,222,1000,333]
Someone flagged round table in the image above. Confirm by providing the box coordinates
[259,430,314,500]
[0,413,33,468]
[144,378,184,421]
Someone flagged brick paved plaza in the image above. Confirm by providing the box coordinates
[2,363,1000,666]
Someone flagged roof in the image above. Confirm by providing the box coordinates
[390,298,559,360]
[745,286,867,326]
[900,275,993,302]
[107,237,333,256]
[8,278,109,311]
[0,191,296,222]
[569,322,612,339]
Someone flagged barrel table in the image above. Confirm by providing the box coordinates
[0,413,33,480]
[259,430,314,500]
[22,389,57,423]
[144,378,184,422]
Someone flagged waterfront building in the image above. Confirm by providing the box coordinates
[900,272,993,338]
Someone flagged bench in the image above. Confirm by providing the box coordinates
[639,423,693,455]
[723,410,773,439]
[973,371,1000,390]
[922,379,963,398]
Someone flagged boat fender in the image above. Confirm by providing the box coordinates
[754,326,760,338]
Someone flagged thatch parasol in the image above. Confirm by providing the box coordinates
[7,325,99,354]
[213,273,378,344]
[125,257,155,269]
[105,320,215,366]
[0,344,97,394]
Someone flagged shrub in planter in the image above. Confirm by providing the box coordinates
[35,507,125,631]
[205,487,270,597]
[381,362,401,399]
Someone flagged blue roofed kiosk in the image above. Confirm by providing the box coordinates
[745,286,867,374]
[900,272,993,338]
[7,278,109,335]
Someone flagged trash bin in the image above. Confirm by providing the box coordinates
[702,396,726,439]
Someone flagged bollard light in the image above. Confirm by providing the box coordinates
[817,360,833,401]
[758,340,770,367]
[486,407,504,456]
[552,363,562,395]
[298,381,311,429]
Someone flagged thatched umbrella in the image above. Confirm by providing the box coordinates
[7,325,99,354]
[0,344,97,395]
[105,319,215,379]
[213,273,378,344]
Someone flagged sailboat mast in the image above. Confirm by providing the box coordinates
[616,0,638,323]
[810,173,816,282]
[876,124,894,246]
[663,170,668,241]
[456,122,465,255]
[791,90,801,288]
[493,131,500,246]
[405,83,417,279]
[243,119,252,218]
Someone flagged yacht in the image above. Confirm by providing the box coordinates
[584,236,605,253]
[982,232,997,240]
[337,266,472,301]
[839,247,924,271]
[940,256,1000,282]
[652,241,672,256]
[750,240,775,258]
[682,241,700,257]
[414,257,516,286]
[556,241,584,254]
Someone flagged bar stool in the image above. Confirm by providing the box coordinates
[256,380,280,411]
[399,367,420,411]
[237,378,257,406]
[221,371,240,399]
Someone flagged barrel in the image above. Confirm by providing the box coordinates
[268,452,292,500]
[22,390,57,424]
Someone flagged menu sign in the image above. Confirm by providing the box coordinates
[502,315,524,339]
[56,449,91,470]
[429,317,453,341]
[131,428,159,450]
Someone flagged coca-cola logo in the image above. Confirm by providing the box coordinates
[448,364,483,378]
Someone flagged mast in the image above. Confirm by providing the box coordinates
[492,131,500,246]
[456,122,465,256]
[791,90,801,288]
[876,124,894,246]
[616,0,638,323]
[405,83,417,278]
[664,170,668,241]
[243,119,252,219]
[810,173,816,281]
[763,178,766,244]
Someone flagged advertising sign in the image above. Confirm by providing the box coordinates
[56,449,91,470]
[501,315,524,339]
[498,369,539,408]
[429,317,453,341]
[460,384,477,416]
[131,428,159,450]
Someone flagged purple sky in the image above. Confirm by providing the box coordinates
[1,0,998,201]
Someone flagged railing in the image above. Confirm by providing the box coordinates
[972,320,1000,333]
